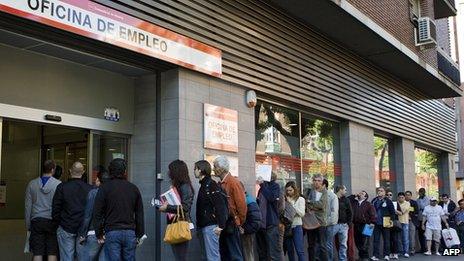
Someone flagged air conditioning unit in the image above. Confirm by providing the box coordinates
[415,17,437,46]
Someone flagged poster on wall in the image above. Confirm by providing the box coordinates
[204,104,238,152]
[204,154,239,177]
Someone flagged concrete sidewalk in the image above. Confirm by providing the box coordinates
[395,253,462,260]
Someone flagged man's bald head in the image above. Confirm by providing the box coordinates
[70,162,85,178]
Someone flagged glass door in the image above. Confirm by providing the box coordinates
[89,131,129,184]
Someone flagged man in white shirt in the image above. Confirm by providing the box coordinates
[421,197,449,256]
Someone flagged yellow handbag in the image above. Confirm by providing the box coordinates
[163,206,192,244]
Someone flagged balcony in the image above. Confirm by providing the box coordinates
[434,0,458,19]
[437,48,461,86]
[268,0,462,98]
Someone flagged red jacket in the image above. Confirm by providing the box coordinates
[221,174,247,226]
[352,199,376,224]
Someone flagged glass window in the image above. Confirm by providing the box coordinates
[91,133,129,184]
[255,101,340,192]
[255,102,300,189]
[301,116,340,192]
[374,136,394,191]
[415,148,440,198]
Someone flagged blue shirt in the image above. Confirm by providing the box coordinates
[455,209,464,223]
[40,176,50,187]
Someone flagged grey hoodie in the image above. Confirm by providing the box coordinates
[25,176,61,229]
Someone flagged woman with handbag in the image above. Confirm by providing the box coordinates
[283,181,306,261]
[158,160,194,261]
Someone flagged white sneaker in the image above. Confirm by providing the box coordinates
[384,256,390,260]
[404,253,410,258]
[393,254,399,259]
[371,257,379,261]
[435,252,441,256]
[389,254,394,259]
[424,251,432,256]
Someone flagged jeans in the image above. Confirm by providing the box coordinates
[284,225,305,261]
[418,224,427,252]
[401,224,410,255]
[354,223,370,259]
[241,233,255,261]
[307,226,328,261]
[326,225,336,261]
[390,229,401,254]
[408,222,416,254]
[104,230,137,261]
[57,226,78,261]
[171,241,189,261]
[373,225,390,257]
[219,225,244,261]
[201,225,220,261]
[78,234,105,261]
[333,223,349,261]
[256,225,281,261]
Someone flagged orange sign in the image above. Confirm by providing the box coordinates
[204,104,238,152]
[0,0,222,76]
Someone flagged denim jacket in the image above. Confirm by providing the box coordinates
[78,187,98,238]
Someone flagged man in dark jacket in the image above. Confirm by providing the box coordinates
[334,185,353,261]
[194,160,228,261]
[405,191,419,255]
[240,182,262,261]
[371,187,395,260]
[52,162,92,261]
[92,159,144,261]
[439,194,457,224]
[256,172,281,261]
[352,191,376,261]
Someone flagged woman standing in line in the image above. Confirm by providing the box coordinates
[284,181,306,261]
[159,160,194,261]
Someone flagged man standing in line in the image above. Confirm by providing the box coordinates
[52,162,92,261]
[93,158,145,260]
[256,172,281,261]
[324,179,339,261]
[306,173,329,261]
[352,191,376,261]
[334,185,352,261]
[422,197,449,256]
[214,156,247,261]
[194,160,228,261]
[416,188,429,253]
[25,160,61,261]
[371,187,395,261]
[404,191,419,256]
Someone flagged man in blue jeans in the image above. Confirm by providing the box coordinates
[77,166,110,261]
[52,162,92,261]
[371,187,395,261]
[93,159,145,260]
[334,185,352,261]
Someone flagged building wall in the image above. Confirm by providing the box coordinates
[95,0,456,153]
[346,0,439,68]
[159,68,255,260]
[0,44,135,131]
[130,75,157,260]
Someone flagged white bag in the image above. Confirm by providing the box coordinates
[441,228,461,248]
[24,231,30,253]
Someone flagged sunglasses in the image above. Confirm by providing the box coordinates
[387,194,393,196]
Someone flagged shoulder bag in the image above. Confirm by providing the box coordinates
[164,206,192,244]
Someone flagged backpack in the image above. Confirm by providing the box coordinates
[205,179,230,226]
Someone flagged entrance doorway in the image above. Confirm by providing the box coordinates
[0,119,129,260]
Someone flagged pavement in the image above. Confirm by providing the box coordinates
[390,253,463,260]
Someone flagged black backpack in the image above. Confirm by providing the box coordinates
[205,179,230,226]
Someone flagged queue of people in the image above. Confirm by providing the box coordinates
[25,156,464,261]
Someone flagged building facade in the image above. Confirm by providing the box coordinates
[0,0,461,260]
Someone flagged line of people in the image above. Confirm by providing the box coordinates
[25,156,464,261]
[25,159,144,261]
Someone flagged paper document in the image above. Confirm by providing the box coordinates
[256,164,272,182]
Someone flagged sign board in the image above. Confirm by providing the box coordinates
[256,164,272,182]
[205,154,239,177]
[104,107,120,122]
[204,104,238,152]
[0,0,222,76]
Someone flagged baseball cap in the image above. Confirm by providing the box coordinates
[430,196,438,201]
